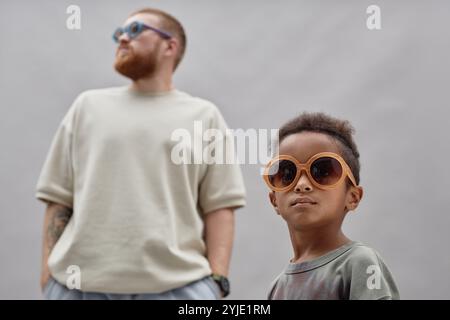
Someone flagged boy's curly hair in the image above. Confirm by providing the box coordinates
[277,112,361,185]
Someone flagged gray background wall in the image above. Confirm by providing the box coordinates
[1,0,449,299]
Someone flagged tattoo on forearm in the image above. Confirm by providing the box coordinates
[46,206,73,252]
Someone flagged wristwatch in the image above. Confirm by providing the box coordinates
[211,274,230,298]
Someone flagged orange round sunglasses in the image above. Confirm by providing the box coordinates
[263,152,357,192]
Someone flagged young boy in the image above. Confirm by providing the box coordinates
[264,112,399,300]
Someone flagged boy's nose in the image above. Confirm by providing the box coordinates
[294,171,313,193]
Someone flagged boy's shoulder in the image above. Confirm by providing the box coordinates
[338,242,393,278]
[344,242,384,264]
[340,242,383,267]
[342,242,400,300]
[346,242,382,260]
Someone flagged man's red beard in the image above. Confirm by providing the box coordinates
[114,46,159,81]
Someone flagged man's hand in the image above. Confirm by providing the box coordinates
[40,202,73,292]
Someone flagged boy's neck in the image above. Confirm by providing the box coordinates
[288,226,351,264]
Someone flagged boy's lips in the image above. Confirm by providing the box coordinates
[290,196,317,206]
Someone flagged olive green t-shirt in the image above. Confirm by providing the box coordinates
[268,241,400,300]
[36,86,246,294]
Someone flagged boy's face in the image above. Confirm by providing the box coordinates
[268,131,363,231]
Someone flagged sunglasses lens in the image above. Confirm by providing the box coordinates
[129,22,141,38]
[267,160,297,189]
[310,157,343,186]
[113,28,123,42]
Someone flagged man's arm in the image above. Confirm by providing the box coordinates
[203,207,235,277]
[40,202,73,290]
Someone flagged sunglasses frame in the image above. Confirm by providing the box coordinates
[263,152,357,192]
[112,21,172,43]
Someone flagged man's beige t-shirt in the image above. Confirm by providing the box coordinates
[36,86,246,294]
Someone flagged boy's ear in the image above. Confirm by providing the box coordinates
[268,191,281,215]
[345,185,364,212]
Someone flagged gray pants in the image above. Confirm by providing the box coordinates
[43,276,222,300]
